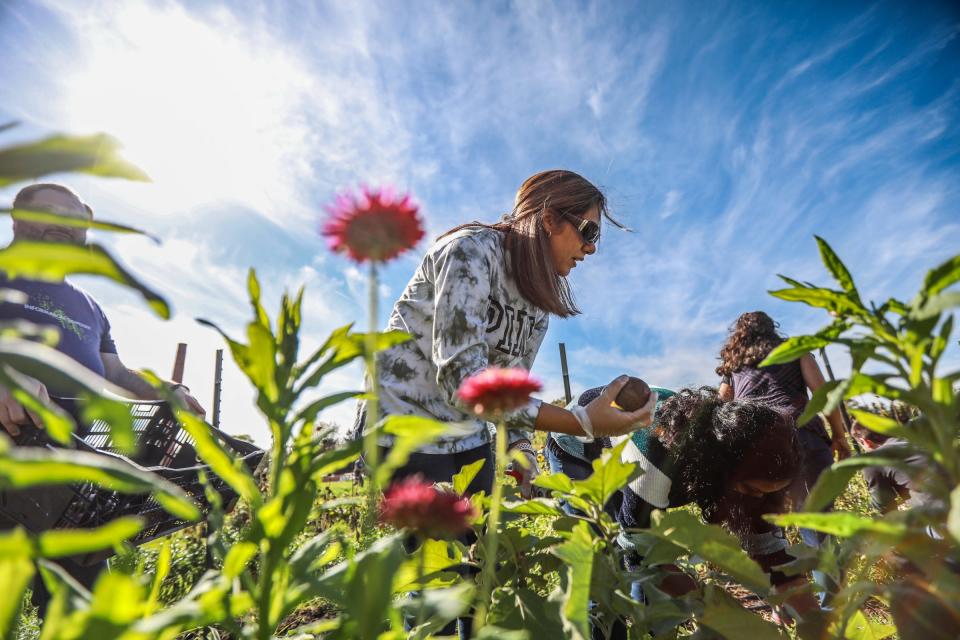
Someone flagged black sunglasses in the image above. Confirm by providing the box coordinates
[560,211,601,245]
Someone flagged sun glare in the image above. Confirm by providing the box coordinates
[60,5,312,213]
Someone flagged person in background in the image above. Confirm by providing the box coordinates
[716,311,851,547]
[0,182,206,615]
[548,385,818,638]
[850,416,935,515]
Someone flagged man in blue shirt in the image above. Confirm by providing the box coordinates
[0,182,206,614]
[0,183,205,431]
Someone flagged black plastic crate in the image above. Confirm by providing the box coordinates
[0,399,265,565]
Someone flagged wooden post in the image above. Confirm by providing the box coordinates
[212,349,223,429]
[559,342,572,405]
[171,343,187,383]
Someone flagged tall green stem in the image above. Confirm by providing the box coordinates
[363,261,381,527]
[415,538,427,631]
[474,419,507,630]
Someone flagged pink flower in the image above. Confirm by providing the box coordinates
[379,475,477,539]
[322,186,425,263]
[457,367,542,417]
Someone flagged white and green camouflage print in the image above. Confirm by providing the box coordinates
[356,226,549,454]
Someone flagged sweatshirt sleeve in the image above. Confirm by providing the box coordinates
[431,235,496,409]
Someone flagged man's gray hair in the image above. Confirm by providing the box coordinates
[13,183,92,217]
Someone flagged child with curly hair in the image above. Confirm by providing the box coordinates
[548,385,818,636]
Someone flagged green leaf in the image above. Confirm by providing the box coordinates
[335,534,406,638]
[911,291,960,320]
[145,538,171,612]
[2,207,159,242]
[79,393,137,455]
[0,555,34,638]
[765,512,907,539]
[776,274,808,288]
[803,452,914,511]
[848,410,906,438]
[930,315,954,364]
[921,254,960,298]
[797,379,844,426]
[489,587,564,639]
[502,498,566,516]
[0,242,169,318]
[0,133,149,186]
[376,415,450,486]
[153,491,203,522]
[948,484,960,545]
[476,627,531,640]
[36,517,143,558]
[293,390,362,425]
[648,510,769,593]
[815,236,860,300]
[401,583,476,637]
[310,437,362,480]
[571,439,639,509]
[768,285,863,315]
[803,466,858,513]
[535,471,575,495]
[87,572,147,626]
[831,609,898,639]
[699,584,784,639]
[0,337,135,400]
[453,458,486,496]
[177,410,261,508]
[0,526,33,558]
[393,539,463,592]
[552,520,595,640]
[760,335,831,367]
[301,329,411,389]
[246,269,271,333]
[245,321,278,403]
[292,323,353,382]
[0,444,194,504]
[222,541,258,579]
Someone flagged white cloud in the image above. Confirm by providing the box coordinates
[659,189,682,220]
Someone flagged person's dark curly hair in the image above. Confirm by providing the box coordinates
[655,387,801,524]
[715,311,785,377]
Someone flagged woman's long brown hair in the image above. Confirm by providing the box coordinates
[441,169,620,318]
[715,311,786,376]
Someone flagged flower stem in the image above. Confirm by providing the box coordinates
[416,538,427,631]
[475,419,506,629]
[363,261,381,528]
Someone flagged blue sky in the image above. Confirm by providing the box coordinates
[1,1,958,443]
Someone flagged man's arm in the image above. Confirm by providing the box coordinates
[101,352,206,416]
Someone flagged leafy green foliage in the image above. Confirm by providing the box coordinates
[649,510,769,593]
[0,132,149,186]
[0,242,169,318]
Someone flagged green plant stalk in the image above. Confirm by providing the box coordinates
[363,261,381,528]
[416,536,427,631]
[474,419,507,630]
